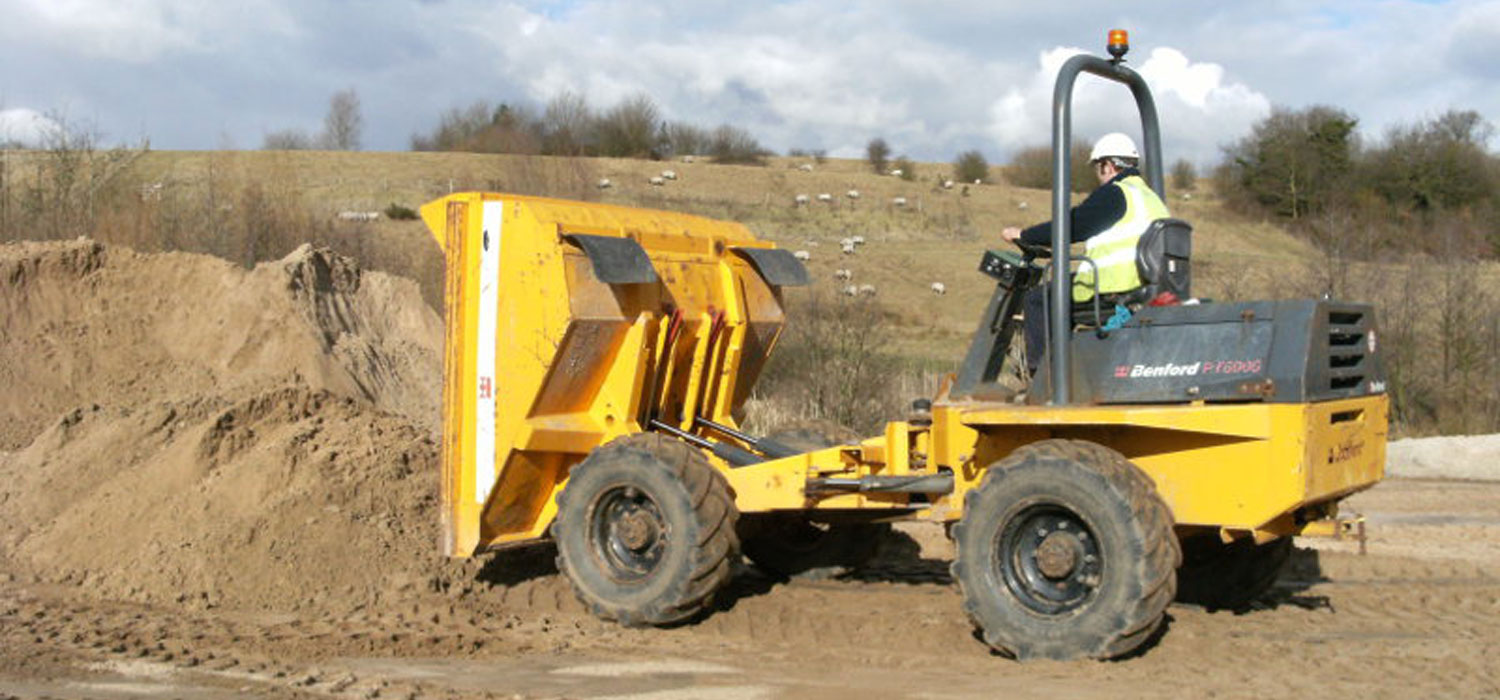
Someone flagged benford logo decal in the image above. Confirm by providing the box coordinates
[1328,439,1365,464]
[1113,359,1264,379]
[1118,362,1201,378]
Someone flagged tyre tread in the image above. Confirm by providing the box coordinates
[553,432,739,627]
[950,438,1179,660]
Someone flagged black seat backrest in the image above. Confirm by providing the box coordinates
[1135,218,1192,299]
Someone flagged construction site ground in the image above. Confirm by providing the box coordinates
[2,241,1497,699]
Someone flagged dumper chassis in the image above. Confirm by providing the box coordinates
[420,32,1387,660]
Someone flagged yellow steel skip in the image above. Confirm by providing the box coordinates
[421,193,793,555]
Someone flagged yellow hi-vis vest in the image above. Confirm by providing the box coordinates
[1073,175,1170,302]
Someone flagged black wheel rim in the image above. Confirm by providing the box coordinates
[589,485,667,583]
[996,502,1102,615]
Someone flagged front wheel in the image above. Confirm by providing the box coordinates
[553,433,739,627]
[951,440,1179,660]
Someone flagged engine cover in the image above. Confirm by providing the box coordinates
[1058,300,1385,404]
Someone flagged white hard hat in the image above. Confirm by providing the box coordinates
[1089,132,1139,162]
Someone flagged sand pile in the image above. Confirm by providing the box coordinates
[1387,434,1500,481]
[0,239,442,450]
[0,240,452,612]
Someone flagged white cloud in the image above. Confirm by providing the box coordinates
[0,0,1495,163]
[985,45,1270,167]
[2,0,298,63]
[0,108,60,146]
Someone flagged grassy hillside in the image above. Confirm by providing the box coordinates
[89,149,1321,365]
[8,148,1491,435]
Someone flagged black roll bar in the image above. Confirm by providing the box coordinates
[1047,53,1165,405]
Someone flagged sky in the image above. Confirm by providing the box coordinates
[1,0,1498,167]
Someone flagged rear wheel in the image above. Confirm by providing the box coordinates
[951,440,1179,660]
[740,425,886,579]
[1175,534,1293,611]
[553,433,738,626]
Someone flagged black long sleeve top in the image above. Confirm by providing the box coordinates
[1018,168,1140,246]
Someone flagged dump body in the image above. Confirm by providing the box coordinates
[420,193,804,555]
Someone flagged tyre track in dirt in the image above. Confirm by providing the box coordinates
[8,535,1498,699]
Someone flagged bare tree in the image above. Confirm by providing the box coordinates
[662,121,709,157]
[866,137,890,174]
[954,149,989,184]
[322,88,363,151]
[708,124,769,165]
[542,91,593,156]
[596,93,660,158]
[262,129,315,150]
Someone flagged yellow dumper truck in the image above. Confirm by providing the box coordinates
[419,32,1387,660]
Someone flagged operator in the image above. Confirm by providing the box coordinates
[1001,132,1170,377]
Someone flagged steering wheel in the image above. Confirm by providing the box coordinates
[1013,239,1052,262]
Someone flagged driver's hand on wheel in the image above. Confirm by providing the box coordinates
[1001,226,1022,243]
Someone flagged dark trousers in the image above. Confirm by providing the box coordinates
[1023,285,1049,377]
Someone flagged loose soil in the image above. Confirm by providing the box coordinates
[2,241,1496,699]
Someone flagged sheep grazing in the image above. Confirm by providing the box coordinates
[846,189,861,200]
[1016,200,1029,211]
[857,284,876,297]
[891,196,907,207]
[597,178,613,189]
[842,284,859,297]
[798,163,814,172]
[793,250,812,261]
[930,281,947,295]
[794,194,811,206]
[661,170,678,180]
[649,176,666,186]
[888,168,903,177]
[841,242,856,255]
[834,268,853,281]
[817,193,833,203]
[850,235,865,246]
[681,155,695,163]
[941,179,955,190]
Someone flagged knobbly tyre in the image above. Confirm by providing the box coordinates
[419,31,1387,660]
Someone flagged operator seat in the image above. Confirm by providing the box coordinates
[1071,218,1193,327]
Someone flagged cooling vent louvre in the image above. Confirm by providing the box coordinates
[1325,308,1368,392]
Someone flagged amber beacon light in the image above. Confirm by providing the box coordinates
[1107,29,1130,61]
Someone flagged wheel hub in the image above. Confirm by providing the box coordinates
[615,508,659,551]
[589,485,667,582]
[997,503,1103,615]
[1035,532,1079,579]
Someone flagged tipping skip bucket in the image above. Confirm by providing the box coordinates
[420,193,807,555]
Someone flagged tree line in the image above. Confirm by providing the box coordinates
[406,92,772,165]
[1220,105,1498,258]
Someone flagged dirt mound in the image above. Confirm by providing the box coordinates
[1387,434,1500,481]
[0,387,443,611]
[0,239,442,450]
[0,240,451,614]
